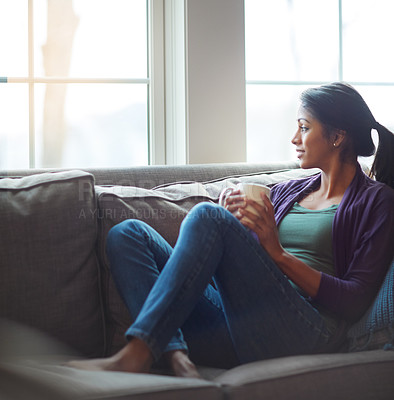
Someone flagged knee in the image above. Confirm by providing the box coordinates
[106,219,148,256]
[188,202,225,220]
[183,202,226,229]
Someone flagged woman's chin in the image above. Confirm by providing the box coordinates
[298,159,313,169]
[298,158,305,167]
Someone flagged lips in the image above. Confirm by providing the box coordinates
[296,149,305,158]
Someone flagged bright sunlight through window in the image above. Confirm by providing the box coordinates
[0,0,148,169]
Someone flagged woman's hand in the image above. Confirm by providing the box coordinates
[238,193,284,261]
[219,187,246,218]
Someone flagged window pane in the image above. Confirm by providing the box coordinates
[0,0,28,77]
[355,86,394,131]
[35,84,148,168]
[245,0,339,81]
[343,0,394,82]
[34,0,147,78]
[246,85,310,163]
[0,84,29,169]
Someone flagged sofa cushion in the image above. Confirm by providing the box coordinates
[214,350,394,400]
[96,167,319,355]
[0,360,222,400]
[0,171,105,357]
[347,261,394,351]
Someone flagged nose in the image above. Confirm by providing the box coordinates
[291,129,300,146]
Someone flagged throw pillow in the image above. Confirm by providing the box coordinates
[0,170,105,357]
[347,261,394,351]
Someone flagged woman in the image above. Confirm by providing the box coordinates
[69,83,394,378]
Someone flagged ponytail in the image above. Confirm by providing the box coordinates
[369,123,394,189]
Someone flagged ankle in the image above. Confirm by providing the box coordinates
[165,350,201,379]
[165,350,187,365]
[114,338,154,373]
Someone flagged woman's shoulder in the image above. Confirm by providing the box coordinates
[352,167,394,203]
[342,168,394,217]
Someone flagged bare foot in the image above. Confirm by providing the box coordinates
[66,338,153,374]
[165,350,202,379]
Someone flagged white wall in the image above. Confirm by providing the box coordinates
[186,0,246,164]
[161,0,246,165]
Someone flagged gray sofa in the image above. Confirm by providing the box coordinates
[1,161,393,400]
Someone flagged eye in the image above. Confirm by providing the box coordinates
[300,125,309,133]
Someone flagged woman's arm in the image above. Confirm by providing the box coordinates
[272,250,321,298]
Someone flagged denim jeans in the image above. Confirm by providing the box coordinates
[106,202,331,368]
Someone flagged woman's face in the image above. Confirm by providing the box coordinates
[291,106,335,170]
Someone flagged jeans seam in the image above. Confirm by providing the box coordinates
[203,289,223,312]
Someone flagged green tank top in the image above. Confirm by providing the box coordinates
[278,202,338,277]
[278,202,339,333]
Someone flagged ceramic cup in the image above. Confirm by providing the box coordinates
[237,183,270,217]
[219,182,271,222]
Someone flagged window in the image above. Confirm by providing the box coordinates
[245,0,394,165]
[0,0,154,169]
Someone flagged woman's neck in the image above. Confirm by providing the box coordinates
[299,161,357,210]
[319,161,357,200]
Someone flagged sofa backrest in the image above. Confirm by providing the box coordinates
[0,161,300,188]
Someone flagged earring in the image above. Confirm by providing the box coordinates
[333,142,337,147]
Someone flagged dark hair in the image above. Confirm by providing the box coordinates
[300,82,394,188]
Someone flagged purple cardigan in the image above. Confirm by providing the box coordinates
[271,164,394,323]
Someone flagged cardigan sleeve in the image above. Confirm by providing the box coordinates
[315,184,394,322]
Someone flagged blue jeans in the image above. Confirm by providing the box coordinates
[106,202,331,368]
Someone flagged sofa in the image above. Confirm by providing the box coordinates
[0,160,393,400]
